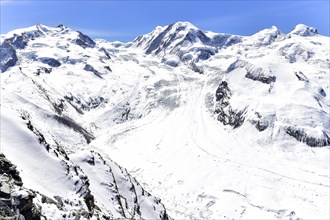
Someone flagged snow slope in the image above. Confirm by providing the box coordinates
[0,24,168,220]
[1,22,329,219]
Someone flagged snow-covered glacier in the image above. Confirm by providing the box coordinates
[0,22,329,219]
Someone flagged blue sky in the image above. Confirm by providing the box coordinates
[1,0,329,42]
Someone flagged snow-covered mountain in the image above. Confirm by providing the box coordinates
[1,22,329,220]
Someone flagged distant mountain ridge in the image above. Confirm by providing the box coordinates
[0,22,329,220]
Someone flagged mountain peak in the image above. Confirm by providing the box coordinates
[255,25,282,36]
[1,24,95,50]
[170,21,198,30]
[132,21,208,56]
[289,24,318,36]
[245,25,284,46]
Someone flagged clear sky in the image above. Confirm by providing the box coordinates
[1,0,329,42]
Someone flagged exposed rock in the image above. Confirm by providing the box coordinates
[0,42,18,72]
[215,81,246,128]
[285,127,330,147]
[57,24,66,29]
[146,24,175,55]
[194,48,216,61]
[51,114,95,144]
[3,34,28,49]
[64,94,108,112]
[75,31,96,48]
[290,24,318,37]
[211,34,242,47]
[227,59,276,84]
[0,175,16,219]
[104,65,112,72]
[13,190,42,220]
[0,176,11,199]
[100,47,112,59]
[0,154,41,220]
[35,67,52,75]
[84,64,103,78]
[38,57,61,67]
[73,151,170,220]
[2,25,46,52]
[319,88,326,97]
[295,71,309,82]
[0,153,22,186]
[245,70,276,84]
[121,102,131,121]
[41,195,62,209]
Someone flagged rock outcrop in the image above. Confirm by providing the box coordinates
[0,42,18,73]
[215,81,246,128]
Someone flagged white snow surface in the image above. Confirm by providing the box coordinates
[1,22,329,219]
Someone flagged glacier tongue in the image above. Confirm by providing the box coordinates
[1,22,329,220]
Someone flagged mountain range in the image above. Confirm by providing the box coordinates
[0,22,329,219]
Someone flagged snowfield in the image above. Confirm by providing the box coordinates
[0,22,329,219]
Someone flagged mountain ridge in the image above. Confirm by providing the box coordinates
[1,21,329,220]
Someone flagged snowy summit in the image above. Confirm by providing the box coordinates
[0,22,329,220]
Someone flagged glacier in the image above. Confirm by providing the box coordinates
[0,22,329,219]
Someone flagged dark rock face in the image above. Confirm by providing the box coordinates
[75,31,96,48]
[2,26,45,51]
[216,107,245,128]
[210,34,242,48]
[51,114,95,144]
[0,42,18,73]
[100,47,112,60]
[38,57,61,67]
[285,127,330,147]
[34,67,52,75]
[215,81,230,101]
[13,191,42,220]
[3,31,43,51]
[227,59,276,84]
[196,30,211,44]
[215,81,245,128]
[85,151,169,220]
[196,48,216,61]
[64,94,107,113]
[245,71,276,84]
[319,88,326,97]
[4,35,28,49]
[84,64,103,78]
[104,66,112,72]
[295,71,309,82]
[0,153,22,186]
[0,154,41,220]
[182,32,197,43]
[146,24,174,55]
